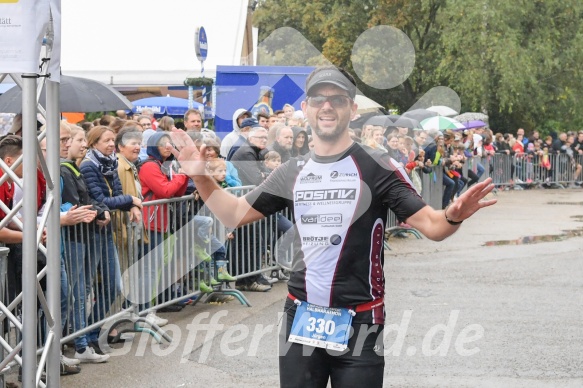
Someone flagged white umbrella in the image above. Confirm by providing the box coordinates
[427,105,458,116]
[454,112,489,123]
[420,116,465,131]
[355,94,383,113]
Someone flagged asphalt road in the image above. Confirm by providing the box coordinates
[18,188,583,388]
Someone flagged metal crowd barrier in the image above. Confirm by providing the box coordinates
[2,151,580,373]
[486,153,582,187]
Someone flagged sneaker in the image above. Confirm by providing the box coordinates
[60,355,82,375]
[277,270,290,281]
[61,354,80,366]
[19,367,47,382]
[143,312,168,327]
[260,273,278,285]
[236,281,271,292]
[88,341,107,355]
[255,273,277,287]
[74,347,110,363]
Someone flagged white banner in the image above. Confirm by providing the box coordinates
[0,0,51,74]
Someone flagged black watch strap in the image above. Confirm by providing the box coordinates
[444,205,463,225]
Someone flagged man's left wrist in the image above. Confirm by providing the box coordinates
[444,205,463,225]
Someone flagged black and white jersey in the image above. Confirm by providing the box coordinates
[246,143,426,324]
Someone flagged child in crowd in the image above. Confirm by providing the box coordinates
[194,159,237,299]
[263,150,281,175]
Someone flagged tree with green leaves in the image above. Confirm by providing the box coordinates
[254,0,583,134]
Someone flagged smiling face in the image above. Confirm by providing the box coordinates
[119,136,142,163]
[295,132,306,148]
[301,84,356,143]
[94,129,116,156]
[372,129,384,145]
[205,146,218,160]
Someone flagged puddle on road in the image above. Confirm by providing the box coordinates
[484,228,583,246]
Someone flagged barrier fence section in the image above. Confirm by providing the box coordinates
[0,153,580,378]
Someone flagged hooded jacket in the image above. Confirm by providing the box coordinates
[139,132,189,233]
[220,108,249,157]
[291,126,309,157]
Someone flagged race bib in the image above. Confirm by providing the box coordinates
[288,300,353,351]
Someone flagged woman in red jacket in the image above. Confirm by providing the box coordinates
[138,132,189,310]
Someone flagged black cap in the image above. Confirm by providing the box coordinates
[240,117,262,128]
[306,68,357,99]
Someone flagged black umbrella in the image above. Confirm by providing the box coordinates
[364,115,394,128]
[350,111,379,129]
[392,116,420,129]
[0,75,132,113]
[402,108,437,123]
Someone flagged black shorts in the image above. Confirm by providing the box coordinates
[279,299,385,388]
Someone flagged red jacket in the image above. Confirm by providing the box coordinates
[139,159,188,233]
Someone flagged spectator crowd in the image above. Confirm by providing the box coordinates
[0,102,582,380]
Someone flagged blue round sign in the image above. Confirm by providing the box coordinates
[195,26,208,62]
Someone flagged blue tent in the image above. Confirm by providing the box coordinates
[131,96,203,116]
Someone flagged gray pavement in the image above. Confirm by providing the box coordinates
[26,188,583,387]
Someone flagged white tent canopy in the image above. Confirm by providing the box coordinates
[61,0,250,86]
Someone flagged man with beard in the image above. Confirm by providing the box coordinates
[267,126,294,163]
[170,66,497,388]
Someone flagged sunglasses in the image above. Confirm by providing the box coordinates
[307,95,352,109]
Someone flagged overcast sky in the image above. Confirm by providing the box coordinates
[61,0,250,84]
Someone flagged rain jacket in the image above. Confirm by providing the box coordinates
[60,159,109,240]
[80,155,134,211]
[291,126,309,157]
[220,108,249,157]
[139,132,188,233]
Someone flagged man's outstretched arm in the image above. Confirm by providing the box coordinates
[171,129,265,228]
[405,178,497,241]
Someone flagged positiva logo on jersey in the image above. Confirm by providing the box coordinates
[295,189,356,202]
[299,172,322,184]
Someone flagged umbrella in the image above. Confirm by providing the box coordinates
[427,105,458,117]
[387,114,401,123]
[464,120,488,129]
[354,94,383,114]
[364,115,394,128]
[454,112,488,123]
[392,116,420,129]
[131,96,203,116]
[0,75,132,113]
[402,108,438,122]
[420,116,465,131]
